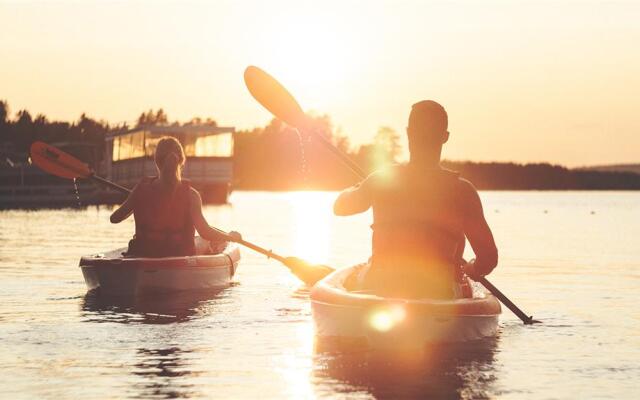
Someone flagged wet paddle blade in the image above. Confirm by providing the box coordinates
[30,141,92,179]
[244,66,311,130]
[283,257,335,286]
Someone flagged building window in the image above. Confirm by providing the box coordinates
[193,133,233,157]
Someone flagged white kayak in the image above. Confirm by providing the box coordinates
[310,264,501,349]
[79,237,241,296]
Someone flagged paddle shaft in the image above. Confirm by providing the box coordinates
[91,174,131,195]
[235,239,286,263]
[478,277,534,324]
[303,129,367,179]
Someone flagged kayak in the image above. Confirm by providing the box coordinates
[310,264,501,349]
[79,237,241,296]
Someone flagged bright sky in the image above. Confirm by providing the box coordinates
[1,0,639,166]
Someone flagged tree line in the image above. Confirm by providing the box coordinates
[1,100,639,190]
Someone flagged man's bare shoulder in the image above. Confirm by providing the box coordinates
[458,177,477,191]
[456,177,481,203]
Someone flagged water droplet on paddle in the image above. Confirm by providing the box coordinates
[72,177,82,208]
[294,129,308,187]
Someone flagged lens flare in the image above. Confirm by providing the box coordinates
[369,305,406,332]
[370,311,394,332]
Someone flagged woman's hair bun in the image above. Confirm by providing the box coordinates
[154,137,186,178]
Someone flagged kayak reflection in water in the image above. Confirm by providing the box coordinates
[334,101,498,299]
[109,136,241,257]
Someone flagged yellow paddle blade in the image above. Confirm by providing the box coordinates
[283,257,335,286]
[244,66,312,130]
[30,141,93,179]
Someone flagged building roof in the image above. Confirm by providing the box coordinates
[107,125,235,138]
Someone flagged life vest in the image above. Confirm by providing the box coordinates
[130,177,196,257]
[365,165,468,298]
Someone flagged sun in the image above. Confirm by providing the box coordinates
[253,17,359,113]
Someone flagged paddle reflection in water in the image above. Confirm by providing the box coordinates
[312,337,499,399]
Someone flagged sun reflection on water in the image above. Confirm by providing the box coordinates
[289,191,333,265]
[276,322,316,399]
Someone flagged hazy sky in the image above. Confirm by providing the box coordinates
[1,0,639,166]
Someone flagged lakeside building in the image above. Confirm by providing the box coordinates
[0,125,235,208]
[104,125,235,203]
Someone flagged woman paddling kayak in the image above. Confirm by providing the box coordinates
[109,136,241,257]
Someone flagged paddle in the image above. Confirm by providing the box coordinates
[244,66,367,179]
[244,65,540,324]
[29,141,333,286]
[30,141,130,193]
[477,276,539,324]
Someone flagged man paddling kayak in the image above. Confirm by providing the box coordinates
[333,101,498,299]
[110,136,241,257]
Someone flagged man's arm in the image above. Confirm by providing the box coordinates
[333,176,373,216]
[461,181,498,278]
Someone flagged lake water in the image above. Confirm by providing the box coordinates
[1,191,639,399]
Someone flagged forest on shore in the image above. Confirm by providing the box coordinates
[1,100,640,191]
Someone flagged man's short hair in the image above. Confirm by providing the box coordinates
[409,100,448,133]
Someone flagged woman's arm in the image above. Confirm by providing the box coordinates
[110,186,138,223]
[189,188,240,242]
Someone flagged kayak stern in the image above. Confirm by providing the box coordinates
[310,264,501,349]
[79,241,241,296]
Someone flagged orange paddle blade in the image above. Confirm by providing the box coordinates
[30,141,92,179]
[283,257,335,286]
[244,66,311,130]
